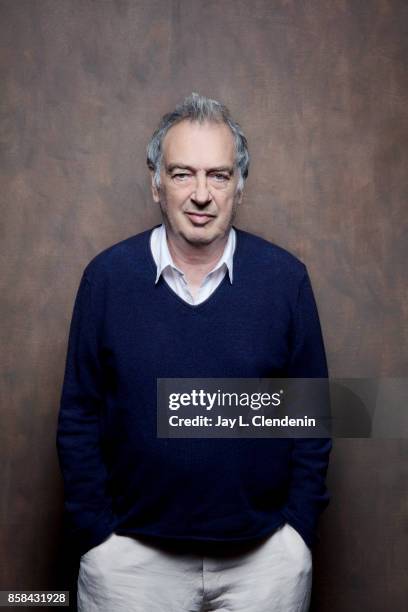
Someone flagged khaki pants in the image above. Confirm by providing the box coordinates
[78,523,312,612]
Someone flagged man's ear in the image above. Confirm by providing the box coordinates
[236,189,244,206]
[150,171,160,203]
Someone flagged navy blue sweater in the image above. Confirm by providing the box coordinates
[57,227,331,555]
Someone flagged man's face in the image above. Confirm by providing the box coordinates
[151,120,242,248]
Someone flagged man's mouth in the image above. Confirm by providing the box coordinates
[185,212,215,226]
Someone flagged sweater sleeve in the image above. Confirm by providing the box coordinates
[57,272,115,555]
[281,270,332,549]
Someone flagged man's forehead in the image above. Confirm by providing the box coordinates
[162,120,235,167]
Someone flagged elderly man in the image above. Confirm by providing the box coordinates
[57,93,331,612]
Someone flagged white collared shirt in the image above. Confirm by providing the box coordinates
[150,224,236,305]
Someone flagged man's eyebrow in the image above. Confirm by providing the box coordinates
[166,163,234,174]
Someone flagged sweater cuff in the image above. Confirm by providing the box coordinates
[70,512,116,556]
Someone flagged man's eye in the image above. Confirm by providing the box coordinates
[172,173,190,180]
[211,173,229,181]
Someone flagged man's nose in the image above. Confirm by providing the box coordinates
[191,174,212,206]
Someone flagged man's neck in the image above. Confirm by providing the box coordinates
[166,229,229,294]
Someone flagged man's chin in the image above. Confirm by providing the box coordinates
[184,235,216,247]
[181,228,223,247]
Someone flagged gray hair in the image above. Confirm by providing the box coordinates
[146,93,250,192]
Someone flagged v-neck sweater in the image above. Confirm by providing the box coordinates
[57,227,331,555]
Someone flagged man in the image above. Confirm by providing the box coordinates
[57,93,331,611]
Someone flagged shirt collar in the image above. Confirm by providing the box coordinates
[152,224,235,284]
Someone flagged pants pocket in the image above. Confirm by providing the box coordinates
[81,532,115,556]
[280,523,312,574]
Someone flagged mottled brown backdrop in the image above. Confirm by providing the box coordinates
[1,1,407,610]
